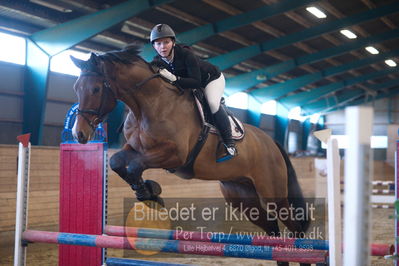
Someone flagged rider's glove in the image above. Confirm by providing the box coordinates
[159,68,177,82]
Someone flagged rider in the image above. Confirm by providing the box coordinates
[150,23,237,158]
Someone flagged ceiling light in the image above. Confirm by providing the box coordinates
[306,7,327,18]
[256,74,267,81]
[385,59,397,67]
[340,29,357,39]
[30,0,72,13]
[365,46,379,55]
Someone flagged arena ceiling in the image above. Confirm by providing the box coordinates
[0,0,399,116]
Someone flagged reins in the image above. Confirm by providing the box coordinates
[140,63,185,95]
[77,64,184,131]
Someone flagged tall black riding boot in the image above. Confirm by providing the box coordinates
[213,106,237,157]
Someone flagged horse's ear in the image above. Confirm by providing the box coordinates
[70,55,86,70]
[89,53,99,65]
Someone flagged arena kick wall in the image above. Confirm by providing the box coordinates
[0,145,223,246]
[0,144,395,247]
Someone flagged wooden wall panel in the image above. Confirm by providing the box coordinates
[1,145,394,246]
[0,145,224,245]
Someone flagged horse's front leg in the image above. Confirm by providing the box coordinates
[109,145,162,202]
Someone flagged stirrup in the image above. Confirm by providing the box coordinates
[226,146,236,156]
[216,144,237,163]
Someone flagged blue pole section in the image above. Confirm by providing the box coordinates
[106,258,191,266]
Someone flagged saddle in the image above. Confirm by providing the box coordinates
[167,88,245,179]
[192,88,245,140]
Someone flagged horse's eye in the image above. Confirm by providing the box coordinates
[92,87,100,94]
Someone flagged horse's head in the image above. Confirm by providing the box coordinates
[71,53,117,143]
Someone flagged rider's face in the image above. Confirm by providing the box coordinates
[153,37,174,58]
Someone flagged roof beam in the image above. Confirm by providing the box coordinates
[30,0,172,56]
[361,0,397,29]
[301,71,397,112]
[311,88,399,115]
[336,87,399,112]
[278,49,399,108]
[225,28,399,96]
[202,0,321,80]
[24,0,171,144]
[282,75,399,111]
[140,0,318,59]
[302,78,399,114]
[208,2,399,70]
[319,1,386,75]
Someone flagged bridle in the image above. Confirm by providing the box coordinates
[76,68,178,132]
[76,71,116,132]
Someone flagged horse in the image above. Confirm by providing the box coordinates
[71,44,311,266]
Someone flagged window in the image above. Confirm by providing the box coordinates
[50,49,90,76]
[0,32,25,65]
[288,131,298,153]
[261,100,277,115]
[225,92,248,109]
[321,135,387,149]
[310,113,321,123]
[288,106,306,121]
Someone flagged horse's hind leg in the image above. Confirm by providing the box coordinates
[220,178,280,235]
[220,179,286,266]
[220,179,311,266]
[109,145,162,202]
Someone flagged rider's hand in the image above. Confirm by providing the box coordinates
[159,68,177,82]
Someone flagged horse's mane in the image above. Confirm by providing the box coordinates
[84,43,153,73]
[99,43,144,64]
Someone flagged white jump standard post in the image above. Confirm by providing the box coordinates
[343,106,374,266]
[327,138,342,266]
[13,134,31,266]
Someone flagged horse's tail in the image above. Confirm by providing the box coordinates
[275,141,310,233]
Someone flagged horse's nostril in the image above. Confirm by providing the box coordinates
[77,131,87,143]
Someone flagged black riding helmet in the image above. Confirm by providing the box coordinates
[150,24,176,44]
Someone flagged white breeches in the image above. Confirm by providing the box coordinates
[204,73,225,114]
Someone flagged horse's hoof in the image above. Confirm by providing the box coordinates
[134,186,154,201]
[142,196,165,209]
[135,189,152,202]
[152,196,165,207]
[145,180,162,196]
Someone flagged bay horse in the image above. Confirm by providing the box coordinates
[71,45,311,266]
